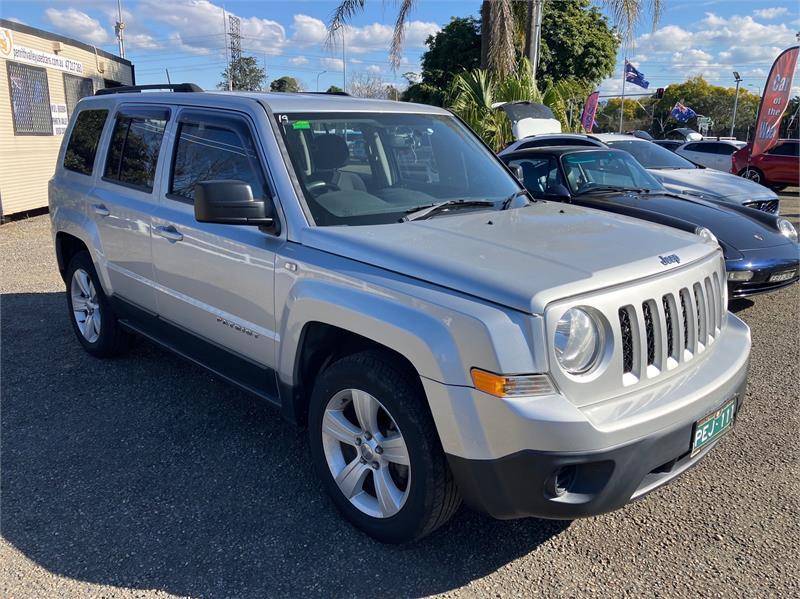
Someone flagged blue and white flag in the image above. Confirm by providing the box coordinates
[624,60,649,89]
[670,102,697,122]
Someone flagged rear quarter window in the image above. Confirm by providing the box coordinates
[104,109,169,192]
[63,109,109,176]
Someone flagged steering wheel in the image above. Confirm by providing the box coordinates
[306,180,341,196]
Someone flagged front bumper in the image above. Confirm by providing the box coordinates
[447,379,746,520]
[422,314,751,520]
[726,247,799,298]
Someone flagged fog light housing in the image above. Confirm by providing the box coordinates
[727,270,753,281]
[545,465,576,498]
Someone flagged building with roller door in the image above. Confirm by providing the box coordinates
[0,18,134,219]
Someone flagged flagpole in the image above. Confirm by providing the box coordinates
[619,55,627,133]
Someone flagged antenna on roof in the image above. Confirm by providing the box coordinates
[114,0,126,58]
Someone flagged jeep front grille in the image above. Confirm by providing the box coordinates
[743,199,779,214]
[617,271,724,386]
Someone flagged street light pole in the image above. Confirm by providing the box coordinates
[316,70,327,92]
[730,71,742,138]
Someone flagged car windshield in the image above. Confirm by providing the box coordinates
[605,139,697,169]
[561,150,665,194]
[275,112,520,226]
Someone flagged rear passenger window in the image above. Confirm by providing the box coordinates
[63,109,108,175]
[170,117,267,201]
[104,109,168,192]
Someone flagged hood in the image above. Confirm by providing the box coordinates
[298,201,715,314]
[651,168,777,203]
[577,191,790,253]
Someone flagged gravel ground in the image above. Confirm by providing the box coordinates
[1,193,799,598]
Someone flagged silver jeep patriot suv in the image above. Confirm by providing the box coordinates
[49,85,751,543]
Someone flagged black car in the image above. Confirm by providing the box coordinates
[653,140,683,152]
[501,147,800,298]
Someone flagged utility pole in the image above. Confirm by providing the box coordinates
[619,55,628,133]
[524,0,544,83]
[316,70,327,92]
[222,6,232,91]
[730,71,742,138]
[114,0,126,58]
[342,28,347,91]
[228,14,241,90]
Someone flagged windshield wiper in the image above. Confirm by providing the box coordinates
[402,199,496,222]
[501,189,533,210]
[576,186,650,195]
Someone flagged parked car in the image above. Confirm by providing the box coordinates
[653,140,683,152]
[732,139,800,190]
[675,140,747,171]
[500,134,782,214]
[500,146,799,298]
[665,128,703,142]
[594,135,782,214]
[51,85,752,543]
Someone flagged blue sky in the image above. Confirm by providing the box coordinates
[2,0,799,96]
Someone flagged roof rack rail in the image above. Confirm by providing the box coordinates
[95,83,203,96]
[296,90,351,97]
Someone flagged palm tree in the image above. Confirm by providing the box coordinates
[328,0,662,77]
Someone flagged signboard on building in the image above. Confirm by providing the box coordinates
[0,27,83,75]
[51,103,68,135]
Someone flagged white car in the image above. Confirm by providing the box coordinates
[676,140,747,171]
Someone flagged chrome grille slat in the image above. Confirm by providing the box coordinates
[693,282,707,348]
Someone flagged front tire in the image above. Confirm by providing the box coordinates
[308,350,460,543]
[65,251,132,357]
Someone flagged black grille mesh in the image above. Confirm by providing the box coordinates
[680,292,689,349]
[663,295,674,358]
[642,302,655,366]
[619,308,634,373]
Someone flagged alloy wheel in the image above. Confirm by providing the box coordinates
[70,268,101,343]
[321,388,411,518]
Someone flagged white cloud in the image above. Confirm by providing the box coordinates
[366,64,382,74]
[320,57,344,71]
[635,25,694,53]
[291,14,327,46]
[289,55,309,65]
[45,8,109,44]
[753,7,788,19]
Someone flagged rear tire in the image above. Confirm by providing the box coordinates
[65,251,132,358]
[308,350,461,543]
[739,167,765,185]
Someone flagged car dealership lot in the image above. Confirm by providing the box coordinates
[1,193,798,598]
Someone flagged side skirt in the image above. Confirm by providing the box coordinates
[111,296,282,409]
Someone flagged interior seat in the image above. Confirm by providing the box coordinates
[309,134,367,192]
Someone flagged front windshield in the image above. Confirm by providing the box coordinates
[275,112,520,226]
[561,150,665,194]
[605,139,696,169]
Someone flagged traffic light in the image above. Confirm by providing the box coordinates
[655,87,665,99]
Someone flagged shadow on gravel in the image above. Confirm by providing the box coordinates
[1,291,568,598]
[728,298,755,313]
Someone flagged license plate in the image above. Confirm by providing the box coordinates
[769,269,797,283]
[691,399,736,457]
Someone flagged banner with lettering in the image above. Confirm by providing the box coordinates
[580,91,600,133]
[752,45,799,158]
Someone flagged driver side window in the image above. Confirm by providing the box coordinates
[169,113,268,203]
[508,157,562,197]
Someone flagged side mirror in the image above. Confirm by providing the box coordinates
[194,180,275,227]
[543,183,571,201]
[509,164,524,181]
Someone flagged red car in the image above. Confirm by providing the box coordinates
[732,139,799,190]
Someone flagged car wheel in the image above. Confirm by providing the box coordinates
[308,350,461,543]
[65,251,132,357]
[740,168,764,185]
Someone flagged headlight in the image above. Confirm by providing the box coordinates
[695,226,718,245]
[777,218,798,242]
[554,308,602,374]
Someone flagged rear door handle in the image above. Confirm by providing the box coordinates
[92,203,110,217]
[154,225,183,243]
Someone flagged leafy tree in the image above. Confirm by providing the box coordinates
[218,55,267,91]
[780,96,799,138]
[403,17,481,106]
[270,76,302,92]
[326,85,344,94]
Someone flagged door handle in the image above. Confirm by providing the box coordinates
[92,203,110,217]
[154,225,184,243]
